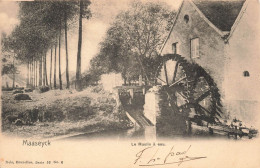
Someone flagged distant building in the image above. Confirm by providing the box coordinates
[161,0,260,124]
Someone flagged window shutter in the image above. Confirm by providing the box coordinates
[191,38,199,58]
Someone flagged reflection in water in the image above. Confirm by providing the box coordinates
[64,126,145,140]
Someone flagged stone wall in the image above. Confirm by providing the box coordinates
[223,0,260,125]
[143,87,187,137]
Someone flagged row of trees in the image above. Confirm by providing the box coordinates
[1,1,91,91]
[88,1,175,85]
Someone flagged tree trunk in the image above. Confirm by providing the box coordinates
[136,54,150,85]
[59,19,63,90]
[139,74,143,86]
[43,54,46,86]
[32,59,34,86]
[26,60,29,88]
[65,9,70,89]
[54,43,57,89]
[45,53,48,86]
[35,61,38,87]
[28,61,30,86]
[30,59,33,86]
[31,58,32,87]
[30,61,32,86]
[50,48,52,89]
[122,68,127,85]
[33,59,35,87]
[33,59,36,87]
[75,0,83,91]
[39,55,42,86]
[12,54,15,88]
[123,78,127,85]
[29,60,31,86]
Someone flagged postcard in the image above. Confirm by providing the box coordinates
[1,0,260,167]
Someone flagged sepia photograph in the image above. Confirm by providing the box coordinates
[0,0,260,167]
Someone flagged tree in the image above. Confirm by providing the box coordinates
[45,52,48,86]
[42,54,46,86]
[1,34,14,76]
[12,54,15,88]
[37,1,89,90]
[18,2,63,87]
[1,32,20,88]
[116,1,175,83]
[4,1,92,90]
[75,1,83,91]
[58,20,62,90]
[40,1,90,90]
[90,1,174,85]
[63,1,79,89]
[9,2,59,88]
[54,43,57,89]
[75,0,91,91]
[39,55,43,86]
[64,7,70,89]
[49,48,52,89]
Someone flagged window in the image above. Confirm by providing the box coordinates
[172,42,178,54]
[243,71,250,77]
[184,15,189,23]
[191,38,200,58]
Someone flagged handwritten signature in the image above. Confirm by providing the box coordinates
[134,145,206,166]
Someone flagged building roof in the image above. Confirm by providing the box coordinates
[192,0,245,31]
[160,0,248,53]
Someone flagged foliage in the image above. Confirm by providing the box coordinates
[39,86,50,93]
[89,1,175,84]
[1,33,19,76]
[14,93,32,100]
[1,63,18,76]
[2,1,91,89]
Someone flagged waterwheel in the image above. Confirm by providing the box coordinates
[154,54,222,132]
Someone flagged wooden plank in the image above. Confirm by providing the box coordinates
[163,60,169,85]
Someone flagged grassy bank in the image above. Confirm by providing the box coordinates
[1,85,133,139]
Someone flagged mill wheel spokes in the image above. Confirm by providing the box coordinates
[156,54,191,114]
[155,54,222,124]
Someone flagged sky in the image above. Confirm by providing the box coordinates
[0,0,182,79]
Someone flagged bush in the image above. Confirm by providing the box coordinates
[14,93,31,100]
[13,90,23,94]
[25,88,33,92]
[41,109,65,122]
[91,85,104,93]
[5,115,19,123]
[98,104,114,113]
[66,106,94,121]
[2,88,14,91]
[39,86,50,93]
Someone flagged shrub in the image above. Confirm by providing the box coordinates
[39,86,50,93]
[13,90,23,94]
[65,106,94,121]
[91,85,104,93]
[5,115,18,123]
[2,88,14,91]
[25,88,33,92]
[14,93,31,100]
